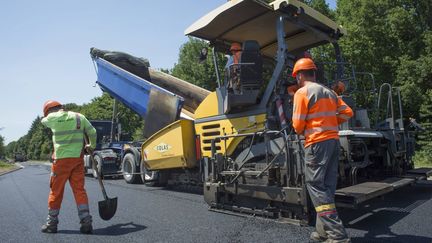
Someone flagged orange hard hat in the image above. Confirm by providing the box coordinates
[43,100,62,117]
[292,58,317,78]
[230,42,242,51]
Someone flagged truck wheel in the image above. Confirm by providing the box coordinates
[122,153,143,184]
[92,154,103,179]
[140,160,166,186]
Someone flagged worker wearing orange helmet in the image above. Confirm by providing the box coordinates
[40,100,97,234]
[228,42,242,64]
[225,42,242,71]
[225,42,243,92]
[291,58,353,243]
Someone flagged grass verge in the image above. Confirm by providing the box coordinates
[413,150,432,168]
[0,160,13,168]
[0,160,18,174]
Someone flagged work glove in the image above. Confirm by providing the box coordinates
[84,144,94,154]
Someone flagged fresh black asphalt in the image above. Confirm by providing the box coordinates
[0,162,431,243]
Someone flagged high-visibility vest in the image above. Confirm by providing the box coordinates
[292,82,353,147]
[41,111,97,159]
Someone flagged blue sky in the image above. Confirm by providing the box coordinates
[0,0,336,144]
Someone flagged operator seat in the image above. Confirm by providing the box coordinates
[239,40,263,91]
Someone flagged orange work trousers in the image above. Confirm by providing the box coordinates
[48,157,89,210]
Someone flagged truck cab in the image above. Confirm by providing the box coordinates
[13,153,27,162]
[84,120,122,179]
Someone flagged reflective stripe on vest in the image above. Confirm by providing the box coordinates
[337,105,348,112]
[292,113,307,120]
[315,203,336,212]
[337,114,351,120]
[56,138,86,145]
[53,130,83,136]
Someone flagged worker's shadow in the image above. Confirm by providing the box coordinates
[59,222,146,236]
[93,222,147,236]
[340,184,432,243]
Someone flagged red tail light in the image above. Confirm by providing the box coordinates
[195,135,202,160]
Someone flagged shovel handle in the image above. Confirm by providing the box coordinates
[84,138,109,201]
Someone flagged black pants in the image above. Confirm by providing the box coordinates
[305,139,348,241]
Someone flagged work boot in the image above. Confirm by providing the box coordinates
[80,222,93,234]
[41,223,57,233]
[78,204,93,234]
[310,231,327,242]
[79,216,93,234]
[42,209,59,233]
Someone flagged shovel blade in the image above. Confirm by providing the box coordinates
[98,197,118,221]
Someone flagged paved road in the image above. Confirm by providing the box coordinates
[0,162,431,243]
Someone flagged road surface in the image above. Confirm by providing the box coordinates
[0,162,431,243]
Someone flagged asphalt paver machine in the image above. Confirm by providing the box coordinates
[181,0,431,224]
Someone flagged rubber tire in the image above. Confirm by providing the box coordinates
[92,154,103,179]
[140,160,165,187]
[122,153,143,184]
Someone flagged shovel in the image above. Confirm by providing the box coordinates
[85,145,118,221]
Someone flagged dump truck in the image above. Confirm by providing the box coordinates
[13,153,27,162]
[89,48,210,184]
[91,0,431,225]
[83,120,131,179]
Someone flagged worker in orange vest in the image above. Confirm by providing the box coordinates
[40,100,97,234]
[291,58,353,243]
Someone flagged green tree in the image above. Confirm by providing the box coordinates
[14,135,29,158]
[303,0,335,19]
[418,90,432,148]
[303,0,338,85]
[7,116,53,160]
[79,93,145,140]
[414,90,432,165]
[171,37,226,90]
[394,31,432,117]
[0,135,5,159]
[5,141,17,159]
[336,0,432,116]
[63,103,82,113]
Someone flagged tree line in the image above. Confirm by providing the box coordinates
[2,0,431,164]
